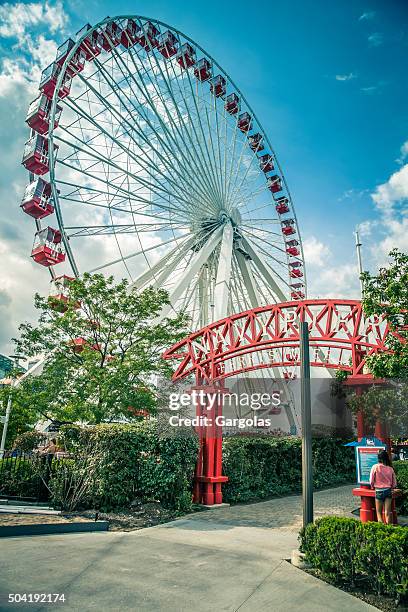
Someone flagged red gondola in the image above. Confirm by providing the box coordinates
[259,154,274,173]
[275,197,289,215]
[21,178,54,219]
[55,38,86,77]
[120,19,140,48]
[21,135,58,176]
[225,93,239,115]
[281,219,296,236]
[25,95,62,135]
[76,23,103,60]
[157,30,178,58]
[286,239,300,256]
[70,337,101,353]
[210,75,226,98]
[290,283,305,300]
[55,38,75,67]
[267,175,282,193]
[40,63,71,100]
[194,58,212,82]
[137,21,160,51]
[237,112,252,133]
[31,227,65,267]
[101,21,122,51]
[176,43,196,69]
[248,133,263,152]
[49,275,76,312]
[289,262,303,278]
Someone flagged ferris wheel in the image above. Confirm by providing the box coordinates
[20,15,306,332]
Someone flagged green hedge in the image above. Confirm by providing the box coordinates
[394,461,408,515]
[50,422,199,512]
[300,516,408,599]
[222,437,355,503]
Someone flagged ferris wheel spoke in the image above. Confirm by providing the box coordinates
[87,233,190,274]
[54,131,205,217]
[157,43,223,207]
[56,158,190,222]
[75,67,215,218]
[244,232,289,268]
[158,48,224,204]
[55,179,184,221]
[93,46,218,214]
[65,221,182,237]
[131,43,221,207]
[60,97,213,218]
[240,236,287,301]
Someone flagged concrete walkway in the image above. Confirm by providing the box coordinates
[0,485,378,611]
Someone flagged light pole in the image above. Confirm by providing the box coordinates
[355,230,364,296]
[300,321,313,527]
[0,356,24,459]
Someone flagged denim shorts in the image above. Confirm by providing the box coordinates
[375,488,392,501]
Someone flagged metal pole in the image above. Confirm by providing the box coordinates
[300,321,313,527]
[0,383,13,459]
[355,230,364,296]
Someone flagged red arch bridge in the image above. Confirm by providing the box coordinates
[162,299,397,505]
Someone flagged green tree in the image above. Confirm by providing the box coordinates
[0,377,39,447]
[361,249,408,378]
[12,274,188,425]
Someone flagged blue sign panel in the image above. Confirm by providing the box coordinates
[356,446,385,485]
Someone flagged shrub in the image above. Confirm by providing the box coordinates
[223,436,354,503]
[13,431,46,452]
[50,422,199,512]
[300,516,408,599]
[394,461,408,515]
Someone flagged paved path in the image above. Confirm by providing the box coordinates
[0,485,377,612]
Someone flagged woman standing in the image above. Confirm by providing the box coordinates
[369,450,397,524]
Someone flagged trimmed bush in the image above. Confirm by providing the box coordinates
[222,436,354,503]
[394,461,408,515]
[300,516,408,599]
[50,422,199,512]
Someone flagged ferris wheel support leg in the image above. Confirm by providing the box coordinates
[159,227,223,320]
[241,237,287,303]
[214,222,234,321]
[129,236,194,290]
[236,250,261,308]
[198,265,209,328]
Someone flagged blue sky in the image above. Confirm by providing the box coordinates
[0,0,407,355]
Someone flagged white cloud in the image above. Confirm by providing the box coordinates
[303,236,331,267]
[397,141,408,164]
[0,1,67,41]
[371,163,408,212]
[307,263,360,300]
[368,32,383,47]
[335,73,356,82]
[359,11,376,21]
[357,220,375,237]
[365,144,408,265]
[361,85,378,94]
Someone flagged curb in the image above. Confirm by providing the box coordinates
[0,521,109,537]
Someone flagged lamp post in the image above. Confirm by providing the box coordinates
[0,355,24,459]
[300,321,313,527]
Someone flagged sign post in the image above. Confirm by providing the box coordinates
[300,321,313,527]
